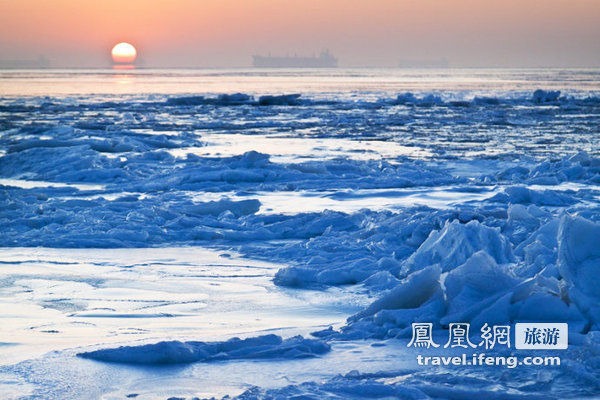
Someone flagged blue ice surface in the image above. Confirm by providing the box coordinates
[1,89,600,398]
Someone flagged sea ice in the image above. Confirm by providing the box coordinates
[1,87,599,398]
[78,334,330,364]
[402,220,514,275]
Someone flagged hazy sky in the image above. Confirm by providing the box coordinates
[1,0,599,68]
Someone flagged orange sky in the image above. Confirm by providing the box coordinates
[0,0,599,67]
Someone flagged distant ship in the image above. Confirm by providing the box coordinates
[252,50,338,68]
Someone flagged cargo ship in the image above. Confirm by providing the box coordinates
[252,50,338,68]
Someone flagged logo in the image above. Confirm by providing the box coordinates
[515,323,568,350]
[408,322,568,350]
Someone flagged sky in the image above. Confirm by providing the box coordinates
[0,0,599,68]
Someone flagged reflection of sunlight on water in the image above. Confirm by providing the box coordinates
[169,134,433,162]
[188,186,497,215]
[112,65,135,85]
[115,76,133,85]
[112,64,135,70]
[113,74,134,85]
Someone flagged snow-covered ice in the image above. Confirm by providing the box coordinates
[78,334,330,364]
[1,68,600,399]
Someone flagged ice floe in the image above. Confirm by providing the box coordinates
[78,334,330,364]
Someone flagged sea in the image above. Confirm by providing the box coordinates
[0,68,599,399]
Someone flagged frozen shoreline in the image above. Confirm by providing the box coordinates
[1,82,599,398]
[0,247,364,367]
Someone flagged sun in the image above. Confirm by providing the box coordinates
[111,42,137,64]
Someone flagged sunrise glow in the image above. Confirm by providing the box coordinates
[1,1,599,67]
